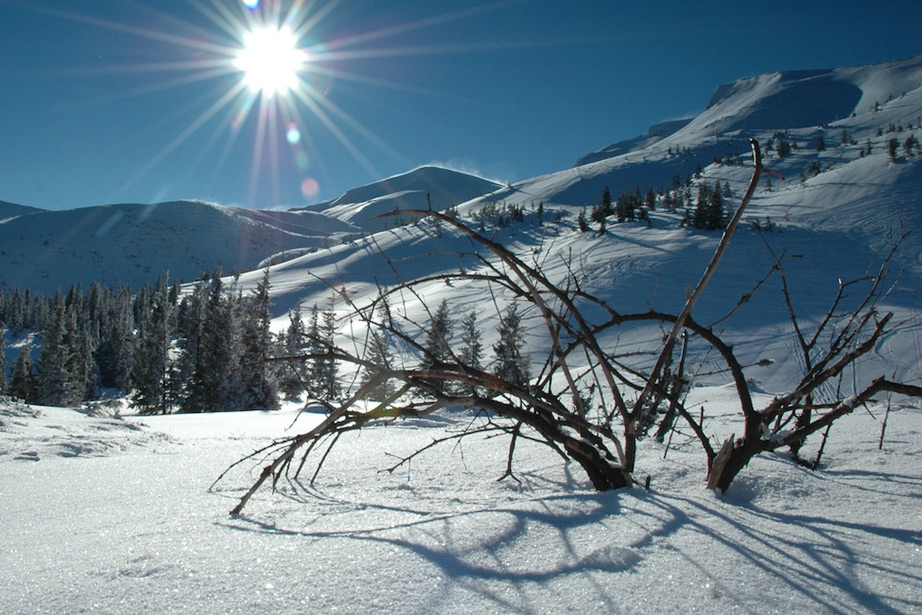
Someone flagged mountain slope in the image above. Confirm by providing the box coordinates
[0,199,43,220]
[0,201,357,292]
[298,166,503,231]
[221,55,922,394]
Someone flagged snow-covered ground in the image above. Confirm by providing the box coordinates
[3,54,922,615]
[1,395,920,614]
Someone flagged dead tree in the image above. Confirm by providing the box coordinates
[224,140,922,515]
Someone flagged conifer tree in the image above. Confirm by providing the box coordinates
[130,275,172,414]
[458,310,483,395]
[279,305,307,400]
[36,298,80,406]
[315,303,340,401]
[493,301,529,387]
[360,302,395,401]
[202,273,241,411]
[420,299,454,393]
[9,344,35,402]
[238,269,279,410]
[577,208,589,232]
[0,329,6,394]
[458,310,483,370]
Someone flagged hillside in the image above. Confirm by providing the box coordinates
[2,52,922,615]
[0,200,357,293]
[0,199,43,220]
[297,165,503,231]
[182,55,921,404]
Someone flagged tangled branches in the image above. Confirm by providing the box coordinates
[224,140,922,515]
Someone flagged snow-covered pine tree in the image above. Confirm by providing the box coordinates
[458,310,483,395]
[174,277,208,411]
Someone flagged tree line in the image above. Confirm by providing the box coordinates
[0,269,290,413]
[0,269,533,416]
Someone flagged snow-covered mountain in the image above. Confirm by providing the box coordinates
[222,54,922,392]
[0,199,43,221]
[3,56,922,370]
[3,56,922,615]
[0,200,357,293]
[295,165,503,231]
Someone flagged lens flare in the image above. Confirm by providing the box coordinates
[286,123,301,144]
[243,0,259,10]
[301,177,319,198]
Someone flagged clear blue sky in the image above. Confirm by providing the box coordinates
[2,0,921,211]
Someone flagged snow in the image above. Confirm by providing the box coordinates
[2,53,922,614]
[1,397,920,614]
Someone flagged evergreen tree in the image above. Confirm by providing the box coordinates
[238,270,279,410]
[9,344,35,402]
[129,275,172,414]
[577,208,589,232]
[645,187,656,211]
[69,316,98,401]
[458,310,484,395]
[279,304,307,400]
[590,186,614,227]
[493,301,530,387]
[202,274,242,411]
[692,183,710,230]
[174,278,209,411]
[888,137,899,160]
[35,297,81,406]
[0,329,6,394]
[95,285,135,391]
[360,303,395,402]
[315,303,340,401]
[458,310,483,370]
[705,179,726,230]
[420,299,453,394]
[816,134,826,151]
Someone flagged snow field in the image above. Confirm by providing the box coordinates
[1,397,920,614]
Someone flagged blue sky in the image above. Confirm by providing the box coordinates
[2,0,921,211]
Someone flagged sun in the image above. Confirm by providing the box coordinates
[235,25,307,98]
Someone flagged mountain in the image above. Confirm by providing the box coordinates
[3,55,922,393]
[0,199,43,220]
[574,118,693,166]
[296,166,503,231]
[222,54,922,393]
[0,200,357,293]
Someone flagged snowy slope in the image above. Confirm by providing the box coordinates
[297,166,503,231]
[0,199,43,221]
[2,55,922,615]
[0,200,357,293]
[1,396,920,614]
[574,118,692,166]
[217,55,922,393]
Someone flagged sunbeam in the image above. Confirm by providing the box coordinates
[7,0,523,207]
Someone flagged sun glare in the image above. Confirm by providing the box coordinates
[236,26,306,97]
[48,0,493,206]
